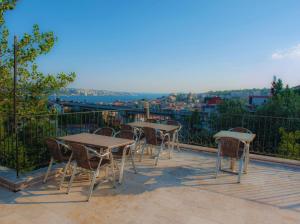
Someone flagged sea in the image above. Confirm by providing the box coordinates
[49,93,166,104]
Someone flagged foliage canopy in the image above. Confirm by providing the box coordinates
[0,0,75,115]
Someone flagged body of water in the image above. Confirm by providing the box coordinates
[49,93,166,104]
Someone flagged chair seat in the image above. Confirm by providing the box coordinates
[147,137,168,146]
[55,155,72,163]
[112,146,125,154]
[62,155,72,162]
[89,157,111,170]
[112,146,131,157]
[221,148,244,159]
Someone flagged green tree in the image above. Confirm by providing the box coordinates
[190,109,200,129]
[217,99,247,114]
[271,77,283,96]
[0,0,76,172]
[0,0,75,115]
[257,85,300,118]
[278,128,300,159]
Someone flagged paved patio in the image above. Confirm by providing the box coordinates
[0,150,300,224]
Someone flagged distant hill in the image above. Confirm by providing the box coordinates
[57,88,138,96]
[57,86,298,99]
[200,88,271,99]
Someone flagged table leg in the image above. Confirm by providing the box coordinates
[244,143,250,173]
[170,132,176,159]
[230,159,236,172]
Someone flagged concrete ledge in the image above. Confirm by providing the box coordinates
[179,143,300,167]
[0,165,63,192]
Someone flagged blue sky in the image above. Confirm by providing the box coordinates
[4,0,300,93]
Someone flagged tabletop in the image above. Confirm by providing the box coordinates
[127,121,179,132]
[59,133,134,149]
[213,130,256,143]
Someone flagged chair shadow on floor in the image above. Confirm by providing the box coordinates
[1,150,300,213]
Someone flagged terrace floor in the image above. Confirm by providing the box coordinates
[0,149,300,224]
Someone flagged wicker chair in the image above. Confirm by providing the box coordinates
[165,120,182,151]
[120,124,133,131]
[142,127,170,166]
[113,130,137,184]
[43,138,73,189]
[67,142,116,201]
[93,127,115,136]
[229,127,253,173]
[215,137,246,183]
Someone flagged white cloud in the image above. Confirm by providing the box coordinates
[271,44,300,60]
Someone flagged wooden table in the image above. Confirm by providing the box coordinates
[213,130,256,173]
[59,133,134,149]
[127,121,180,159]
[128,121,179,133]
[59,133,134,184]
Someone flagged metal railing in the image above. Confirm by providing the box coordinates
[178,113,300,159]
[0,110,299,177]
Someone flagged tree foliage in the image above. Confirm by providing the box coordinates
[271,77,283,96]
[0,0,76,172]
[0,0,76,115]
[217,99,247,115]
[256,85,300,118]
[279,128,300,159]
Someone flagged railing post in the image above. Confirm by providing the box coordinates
[144,101,150,120]
[13,36,19,178]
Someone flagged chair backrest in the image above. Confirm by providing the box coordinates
[123,141,137,154]
[120,124,133,131]
[143,127,158,145]
[45,138,64,162]
[68,142,92,170]
[115,130,135,140]
[166,120,180,126]
[146,118,158,123]
[94,127,115,136]
[229,127,252,134]
[218,137,241,159]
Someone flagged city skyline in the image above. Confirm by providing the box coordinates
[5,0,300,93]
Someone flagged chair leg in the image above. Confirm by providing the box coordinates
[155,145,163,166]
[105,166,109,179]
[58,163,68,190]
[140,142,147,162]
[110,157,116,188]
[119,150,127,184]
[237,157,244,183]
[215,144,222,178]
[176,132,180,151]
[43,157,54,183]
[215,156,221,178]
[87,171,97,202]
[130,150,137,174]
[132,144,138,161]
[168,141,171,160]
[59,158,72,190]
[67,163,77,194]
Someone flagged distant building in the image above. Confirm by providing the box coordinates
[168,94,177,102]
[249,95,270,107]
[113,101,125,106]
[206,96,222,105]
